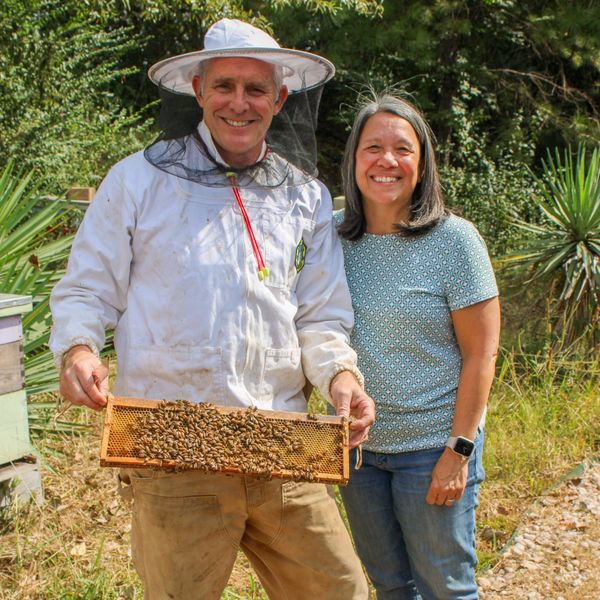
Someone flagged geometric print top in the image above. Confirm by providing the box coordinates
[336,212,499,453]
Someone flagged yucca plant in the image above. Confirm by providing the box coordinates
[0,161,77,395]
[503,144,600,345]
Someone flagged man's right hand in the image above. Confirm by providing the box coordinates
[59,345,108,411]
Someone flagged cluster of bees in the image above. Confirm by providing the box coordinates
[132,400,339,482]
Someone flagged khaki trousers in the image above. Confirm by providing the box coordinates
[119,469,369,600]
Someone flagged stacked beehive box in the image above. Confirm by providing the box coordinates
[0,293,43,506]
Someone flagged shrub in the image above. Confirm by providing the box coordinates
[0,0,154,192]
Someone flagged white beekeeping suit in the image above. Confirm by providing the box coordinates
[50,121,362,409]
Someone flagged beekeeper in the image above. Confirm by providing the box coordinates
[50,18,373,600]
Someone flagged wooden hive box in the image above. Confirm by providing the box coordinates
[0,293,43,506]
[0,294,33,464]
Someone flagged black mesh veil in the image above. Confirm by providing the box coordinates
[144,82,324,188]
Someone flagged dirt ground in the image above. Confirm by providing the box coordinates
[477,459,600,599]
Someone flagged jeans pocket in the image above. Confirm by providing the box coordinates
[117,470,133,504]
[468,432,485,485]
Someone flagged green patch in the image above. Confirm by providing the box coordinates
[294,239,307,273]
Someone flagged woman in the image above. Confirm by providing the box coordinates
[336,93,501,600]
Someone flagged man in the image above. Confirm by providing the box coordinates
[51,18,373,599]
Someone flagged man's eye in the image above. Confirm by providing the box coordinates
[248,87,267,95]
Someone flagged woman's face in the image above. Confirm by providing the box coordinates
[355,112,421,215]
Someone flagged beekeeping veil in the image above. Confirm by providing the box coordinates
[144,18,335,189]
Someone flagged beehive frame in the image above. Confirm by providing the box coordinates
[100,396,350,484]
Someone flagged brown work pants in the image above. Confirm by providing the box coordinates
[119,469,369,599]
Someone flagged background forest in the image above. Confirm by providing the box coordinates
[0,1,599,598]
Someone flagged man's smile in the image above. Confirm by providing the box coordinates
[222,117,254,127]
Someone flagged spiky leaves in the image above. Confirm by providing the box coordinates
[505,145,600,344]
[0,161,77,394]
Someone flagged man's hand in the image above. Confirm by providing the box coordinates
[425,448,468,507]
[330,370,375,448]
[59,345,108,411]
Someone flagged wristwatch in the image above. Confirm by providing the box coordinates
[445,435,475,458]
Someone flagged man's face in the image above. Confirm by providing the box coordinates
[193,57,288,168]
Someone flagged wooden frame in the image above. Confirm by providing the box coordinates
[100,396,350,484]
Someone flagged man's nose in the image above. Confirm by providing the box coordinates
[229,88,249,113]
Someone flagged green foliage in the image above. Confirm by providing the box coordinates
[440,159,538,257]
[0,161,77,394]
[0,0,153,192]
[266,0,382,14]
[504,144,600,343]
[438,111,544,255]
[273,0,599,191]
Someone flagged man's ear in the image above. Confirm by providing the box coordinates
[274,85,289,115]
[192,75,204,108]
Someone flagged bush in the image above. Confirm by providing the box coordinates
[0,0,154,192]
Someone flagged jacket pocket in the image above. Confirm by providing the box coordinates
[257,348,304,406]
[121,345,223,403]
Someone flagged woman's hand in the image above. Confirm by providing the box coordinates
[425,448,469,507]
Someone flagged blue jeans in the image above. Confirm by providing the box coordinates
[341,433,485,600]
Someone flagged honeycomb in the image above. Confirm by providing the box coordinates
[100,396,349,484]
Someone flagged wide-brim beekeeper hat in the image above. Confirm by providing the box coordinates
[144,17,334,196]
[148,18,334,95]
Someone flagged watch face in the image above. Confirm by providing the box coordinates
[454,437,475,457]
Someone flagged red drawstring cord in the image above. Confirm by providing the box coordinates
[227,172,269,281]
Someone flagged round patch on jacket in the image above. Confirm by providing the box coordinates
[295,239,307,273]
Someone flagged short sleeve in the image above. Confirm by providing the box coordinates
[444,218,499,311]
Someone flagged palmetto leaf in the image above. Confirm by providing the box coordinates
[503,144,600,342]
[0,161,77,396]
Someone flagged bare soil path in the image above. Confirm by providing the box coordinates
[478,459,600,599]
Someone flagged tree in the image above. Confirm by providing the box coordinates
[0,0,154,192]
[263,0,599,187]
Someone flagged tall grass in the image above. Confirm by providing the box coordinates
[486,346,599,494]
[477,345,600,566]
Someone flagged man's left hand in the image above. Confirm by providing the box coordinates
[330,371,375,448]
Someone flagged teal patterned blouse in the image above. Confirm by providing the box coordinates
[336,212,498,453]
